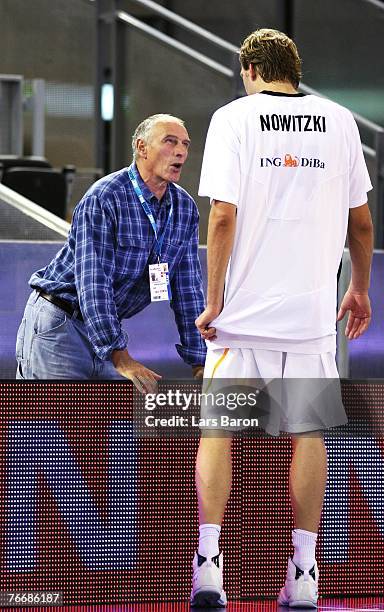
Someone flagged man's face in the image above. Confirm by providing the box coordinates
[140,121,190,183]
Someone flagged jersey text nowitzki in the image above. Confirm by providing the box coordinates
[260,114,326,132]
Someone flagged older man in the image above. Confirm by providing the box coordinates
[15,114,206,389]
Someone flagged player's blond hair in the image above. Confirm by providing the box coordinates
[132,114,185,160]
[239,28,302,89]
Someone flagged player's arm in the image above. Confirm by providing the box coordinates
[347,203,373,293]
[337,203,373,339]
[195,200,236,340]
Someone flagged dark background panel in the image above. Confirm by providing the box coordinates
[293,0,384,125]
[1,0,95,83]
[0,0,96,168]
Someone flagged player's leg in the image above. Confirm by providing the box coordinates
[195,431,233,526]
[191,433,232,607]
[191,347,246,608]
[290,433,327,533]
[195,347,244,530]
[278,433,326,608]
[278,351,346,608]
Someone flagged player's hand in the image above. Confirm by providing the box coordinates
[192,365,204,380]
[111,349,162,393]
[337,290,371,339]
[195,306,220,341]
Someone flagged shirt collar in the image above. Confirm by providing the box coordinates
[259,90,306,97]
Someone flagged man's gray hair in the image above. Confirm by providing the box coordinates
[132,113,185,160]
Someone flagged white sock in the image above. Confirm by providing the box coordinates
[198,523,221,558]
[292,528,317,570]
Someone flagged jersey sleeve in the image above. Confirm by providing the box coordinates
[348,113,373,208]
[198,108,241,206]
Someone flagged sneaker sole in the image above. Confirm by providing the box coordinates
[288,600,317,608]
[190,589,227,608]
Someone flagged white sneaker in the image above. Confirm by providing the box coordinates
[190,551,227,607]
[278,557,319,608]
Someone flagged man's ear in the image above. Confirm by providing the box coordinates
[249,63,258,82]
[136,138,147,159]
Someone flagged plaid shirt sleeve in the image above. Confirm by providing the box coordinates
[73,195,127,360]
[170,212,207,366]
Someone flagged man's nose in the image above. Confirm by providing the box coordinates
[175,143,187,157]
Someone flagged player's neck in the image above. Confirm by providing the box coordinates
[253,80,298,96]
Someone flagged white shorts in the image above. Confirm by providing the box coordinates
[201,347,348,436]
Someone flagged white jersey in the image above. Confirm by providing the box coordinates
[199,91,372,350]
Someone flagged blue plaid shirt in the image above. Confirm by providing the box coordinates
[29,164,206,365]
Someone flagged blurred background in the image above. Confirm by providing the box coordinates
[1,0,383,237]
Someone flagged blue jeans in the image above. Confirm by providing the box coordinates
[15,290,126,380]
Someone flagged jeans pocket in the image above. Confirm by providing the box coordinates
[16,361,26,379]
[34,301,68,337]
[15,318,27,361]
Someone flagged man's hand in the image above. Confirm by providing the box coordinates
[337,290,371,339]
[195,305,221,341]
[341,204,373,341]
[192,365,204,379]
[112,349,162,393]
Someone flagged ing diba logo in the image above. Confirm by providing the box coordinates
[260,155,325,168]
[284,154,299,167]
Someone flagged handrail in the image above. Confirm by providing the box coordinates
[362,143,376,158]
[117,6,384,138]
[0,183,70,238]
[299,83,384,134]
[115,11,234,78]
[124,0,238,54]
[362,0,384,9]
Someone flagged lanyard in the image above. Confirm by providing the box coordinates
[128,165,173,260]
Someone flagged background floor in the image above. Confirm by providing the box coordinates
[9,597,384,611]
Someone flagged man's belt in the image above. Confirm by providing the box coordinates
[36,289,84,322]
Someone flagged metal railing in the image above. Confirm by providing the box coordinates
[115,11,234,78]
[0,183,70,238]
[362,0,384,9]
[121,0,238,53]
